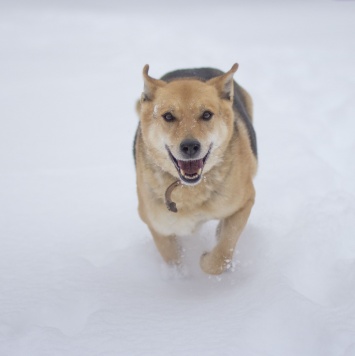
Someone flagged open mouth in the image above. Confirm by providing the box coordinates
[166,145,212,185]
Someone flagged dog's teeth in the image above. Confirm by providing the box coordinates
[180,168,202,180]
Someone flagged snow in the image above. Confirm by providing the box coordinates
[1,0,355,355]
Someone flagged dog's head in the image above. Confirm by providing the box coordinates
[139,64,238,186]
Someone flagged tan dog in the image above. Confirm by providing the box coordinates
[134,64,257,275]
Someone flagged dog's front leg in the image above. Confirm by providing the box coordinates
[148,226,181,266]
[200,199,254,275]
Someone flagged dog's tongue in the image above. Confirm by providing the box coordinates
[177,159,203,175]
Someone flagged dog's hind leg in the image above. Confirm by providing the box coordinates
[149,227,181,266]
[200,198,254,275]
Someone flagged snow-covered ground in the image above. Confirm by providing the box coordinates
[1,1,355,355]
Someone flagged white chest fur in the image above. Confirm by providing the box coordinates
[149,205,209,236]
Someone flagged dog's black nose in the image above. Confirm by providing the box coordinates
[180,139,201,158]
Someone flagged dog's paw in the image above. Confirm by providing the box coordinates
[160,262,189,280]
[200,252,232,275]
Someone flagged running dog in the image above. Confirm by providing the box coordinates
[134,64,257,275]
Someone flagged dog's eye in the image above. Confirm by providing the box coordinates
[162,112,175,122]
[202,111,213,121]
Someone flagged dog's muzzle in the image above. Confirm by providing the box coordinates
[166,143,212,185]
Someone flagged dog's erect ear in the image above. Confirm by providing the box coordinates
[207,63,239,102]
[141,64,165,102]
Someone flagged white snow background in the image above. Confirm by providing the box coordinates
[1,0,355,355]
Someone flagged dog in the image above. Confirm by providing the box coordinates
[134,63,257,275]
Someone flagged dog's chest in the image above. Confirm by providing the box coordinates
[148,181,237,236]
[151,209,207,236]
